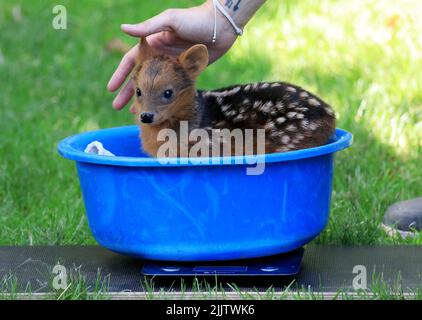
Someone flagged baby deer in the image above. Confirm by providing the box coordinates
[131,38,335,157]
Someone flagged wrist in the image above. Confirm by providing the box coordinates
[203,0,235,34]
[202,0,238,45]
[213,0,247,29]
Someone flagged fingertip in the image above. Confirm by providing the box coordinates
[108,82,118,93]
[107,81,114,92]
[121,23,147,37]
[108,72,126,92]
[112,98,122,110]
[121,23,137,35]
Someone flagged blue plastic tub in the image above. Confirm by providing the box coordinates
[58,125,352,261]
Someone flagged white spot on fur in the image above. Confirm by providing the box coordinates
[260,101,273,113]
[260,83,270,89]
[221,104,231,112]
[264,122,276,131]
[301,120,310,129]
[210,86,241,96]
[287,112,297,119]
[286,124,297,132]
[253,101,262,109]
[309,122,318,130]
[276,103,285,111]
[276,117,286,124]
[230,86,241,95]
[270,130,282,138]
[308,98,320,106]
[299,91,309,98]
[271,83,282,88]
[281,135,290,144]
[233,114,244,122]
[286,86,297,93]
[325,107,335,115]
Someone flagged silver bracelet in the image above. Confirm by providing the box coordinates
[212,0,243,43]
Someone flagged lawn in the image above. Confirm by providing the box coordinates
[0,0,421,247]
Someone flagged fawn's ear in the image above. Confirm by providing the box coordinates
[179,44,209,79]
[136,37,156,63]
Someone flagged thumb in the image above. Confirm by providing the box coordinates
[121,9,177,37]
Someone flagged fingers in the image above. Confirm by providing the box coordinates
[107,45,138,92]
[121,9,176,38]
[109,8,182,109]
[112,78,134,110]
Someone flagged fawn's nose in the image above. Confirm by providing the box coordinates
[140,112,154,124]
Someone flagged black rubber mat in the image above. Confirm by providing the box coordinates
[0,245,421,294]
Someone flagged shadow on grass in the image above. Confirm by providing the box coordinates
[295,66,422,245]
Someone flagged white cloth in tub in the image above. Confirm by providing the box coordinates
[84,141,115,156]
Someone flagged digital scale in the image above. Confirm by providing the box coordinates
[141,248,304,277]
[2,246,422,294]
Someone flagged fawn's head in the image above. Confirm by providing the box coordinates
[131,38,208,126]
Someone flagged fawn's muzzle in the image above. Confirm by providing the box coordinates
[140,112,154,124]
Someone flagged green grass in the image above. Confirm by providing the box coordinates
[0,271,110,300]
[2,274,422,300]
[0,0,421,248]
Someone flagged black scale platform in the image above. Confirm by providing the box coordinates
[0,245,421,295]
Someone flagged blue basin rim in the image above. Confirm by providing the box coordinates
[57,126,353,167]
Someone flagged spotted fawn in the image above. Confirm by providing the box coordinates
[131,38,336,157]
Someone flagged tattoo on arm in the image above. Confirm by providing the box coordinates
[225,0,242,11]
[218,0,266,29]
[233,0,242,11]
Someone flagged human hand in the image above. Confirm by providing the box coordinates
[107,1,237,110]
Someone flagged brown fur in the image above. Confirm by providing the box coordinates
[131,38,336,157]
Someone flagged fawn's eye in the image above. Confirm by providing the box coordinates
[136,88,142,97]
[163,89,173,99]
